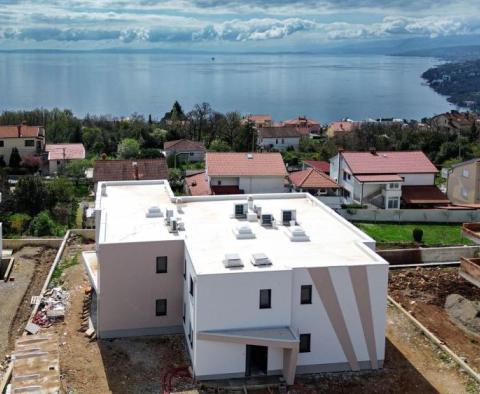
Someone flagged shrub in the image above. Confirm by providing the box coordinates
[412,227,424,243]
[9,213,31,234]
[9,147,21,168]
[30,211,58,236]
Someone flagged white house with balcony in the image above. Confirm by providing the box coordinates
[330,150,448,209]
[82,179,388,386]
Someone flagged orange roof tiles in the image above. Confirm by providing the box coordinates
[355,174,404,182]
[164,139,205,152]
[185,171,211,196]
[0,125,43,138]
[303,160,330,173]
[206,152,287,177]
[94,159,168,183]
[289,168,340,189]
[45,144,86,160]
[341,151,438,175]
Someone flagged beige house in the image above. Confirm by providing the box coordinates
[447,159,480,205]
[0,124,45,164]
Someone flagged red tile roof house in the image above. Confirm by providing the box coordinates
[45,143,86,174]
[93,158,169,192]
[163,139,206,163]
[0,124,45,164]
[258,125,306,151]
[282,116,321,135]
[302,160,330,174]
[193,152,288,195]
[241,114,273,128]
[288,168,342,207]
[330,149,449,209]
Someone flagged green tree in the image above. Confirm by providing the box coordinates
[9,147,21,168]
[117,138,140,159]
[14,176,48,216]
[209,139,231,152]
[30,211,58,236]
[168,168,183,192]
[9,213,31,234]
[60,159,91,185]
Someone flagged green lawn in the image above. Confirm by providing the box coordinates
[356,222,473,247]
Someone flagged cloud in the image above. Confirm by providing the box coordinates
[193,18,316,41]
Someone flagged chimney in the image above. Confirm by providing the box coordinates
[17,124,22,138]
[132,161,139,180]
[369,147,377,155]
[101,153,107,160]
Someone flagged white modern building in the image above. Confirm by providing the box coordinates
[83,179,388,385]
[330,150,448,209]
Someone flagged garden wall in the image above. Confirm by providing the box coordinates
[338,208,480,223]
[378,245,480,265]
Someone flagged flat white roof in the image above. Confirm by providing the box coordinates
[96,180,386,275]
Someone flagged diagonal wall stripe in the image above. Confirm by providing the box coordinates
[349,265,378,369]
[308,267,359,371]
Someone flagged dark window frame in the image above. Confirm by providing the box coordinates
[299,333,311,353]
[156,256,168,273]
[24,139,34,147]
[190,276,194,297]
[155,299,167,316]
[300,285,312,305]
[259,289,271,309]
[183,259,187,279]
[0,140,4,147]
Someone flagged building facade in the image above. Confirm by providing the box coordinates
[447,159,480,205]
[164,139,206,163]
[83,180,388,385]
[330,150,447,209]
[0,125,45,164]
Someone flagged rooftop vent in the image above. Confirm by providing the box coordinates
[101,184,107,197]
[233,224,255,239]
[247,153,253,159]
[168,217,178,233]
[260,213,274,227]
[281,209,296,226]
[146,206,163,218]
[285,225,310,242]
[234,203,248,218]
[223,253,244,268]
[251,253,272,267]
[165,209,174,225]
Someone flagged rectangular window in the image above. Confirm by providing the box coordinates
[183,259,187,279]
[183,302,186,322]
[387,197,399,209]
[188,322,193,347]
[155,299,167,316]
[300,285,312,305]
[259,289,271,309]
[24,140,34,147]
[299,333,311,353]
[389,183,398,189]
[343,171,347,181]
[156,256,168,273]
[0,140,4,147]
[189,276,194,297]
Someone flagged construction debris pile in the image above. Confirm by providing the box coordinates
[32,287,70,328]
[80,287,96,341]
[389,267,480,306]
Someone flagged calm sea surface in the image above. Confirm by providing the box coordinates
[0,52,455,122]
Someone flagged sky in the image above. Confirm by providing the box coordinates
[0,0,479,51]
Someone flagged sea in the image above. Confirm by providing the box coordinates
[0,52,456,122]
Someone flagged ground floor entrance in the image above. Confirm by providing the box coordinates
[245,345,268,377]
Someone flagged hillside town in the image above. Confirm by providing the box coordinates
[1,105,480,393]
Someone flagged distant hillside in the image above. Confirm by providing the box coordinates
[394,45,480,60]
[422,59,480,110]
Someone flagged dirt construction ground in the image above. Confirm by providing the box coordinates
[0,246,57,373]
[390,267,480,373]
[35,259,477,394]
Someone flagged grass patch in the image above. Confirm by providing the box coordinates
[356,222,474,246]
[50,252,80,286]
